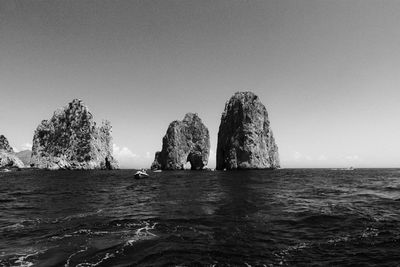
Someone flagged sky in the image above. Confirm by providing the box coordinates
[1,0,400,168]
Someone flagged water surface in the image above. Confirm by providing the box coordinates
[1,169,400,266]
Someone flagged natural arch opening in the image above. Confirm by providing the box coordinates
[186,151,204,170]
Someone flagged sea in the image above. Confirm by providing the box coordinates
[1,169,400,267]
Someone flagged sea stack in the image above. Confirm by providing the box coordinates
[0,135,24,169]
[0,135,14,153]
[216,91,280,170]
[30,99,118,170]
[151,113,210,170]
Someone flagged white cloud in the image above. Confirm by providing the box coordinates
[318,154,327,161]
[13,143,33,152]
[21,143,32,151]
[293,151,314,161]
[113,144,140,168]
[293,151,302,160]
[145,151,151,158]
[345,155,360,161]
[113,144,137,158]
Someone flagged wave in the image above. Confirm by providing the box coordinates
[0,197,16,203]
[1,222,25,232]
[295,213,347,225]
[58,209,104,222]
[49,229,119,241]
[274,226,383,265]
[65,246,88,267]
[61,221,159,267]
[0,218,43,232]
[75,253,115,267]
[1,248,46,267]
[125,222,158,245]
[8,191,34,197]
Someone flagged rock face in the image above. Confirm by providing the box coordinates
[216,92,280,170]
[0,151,24,169]
[0,135,24,169]
[0,135,13,153]
[30,99,118,170]
[151,113,210,170]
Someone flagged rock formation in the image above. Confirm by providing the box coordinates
[30,99,118,170]
[216,91,280,170]
[0,135,13,153]
[0,151,24,169]
[151,113,210,170]
[0,135,24,169]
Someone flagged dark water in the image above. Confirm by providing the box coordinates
[1,169,400,266]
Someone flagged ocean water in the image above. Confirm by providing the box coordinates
[1,169,400,267]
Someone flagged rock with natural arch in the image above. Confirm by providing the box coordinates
[151,113,210,170]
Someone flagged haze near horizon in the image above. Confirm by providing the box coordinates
[1,0,399,168]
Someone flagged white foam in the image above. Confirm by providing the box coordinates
[50,228,113,241]
[61,209,103,222]
[13,250,42,267]
[75,253,114,267]
[361,227,378,238]
[126,222,158,245]
[327,236,349,244]
[2,222,24,231]
[65,246,88,267]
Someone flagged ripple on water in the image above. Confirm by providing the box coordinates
[51,220,159,267]
[2,169,400,266]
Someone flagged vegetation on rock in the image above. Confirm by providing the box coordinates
[30,99,118,170]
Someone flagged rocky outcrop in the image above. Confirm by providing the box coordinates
[0,135,24,169]
[0,151,24,169]
[30,99,118,170]
[0,135,13,153]
[151,113,210,170]
[216,91,280,170]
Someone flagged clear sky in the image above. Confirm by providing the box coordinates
[1,0,399,168]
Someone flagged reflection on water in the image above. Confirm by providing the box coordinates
[1,169,400,266]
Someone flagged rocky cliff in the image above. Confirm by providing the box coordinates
[216,92,280,170]
[0,135,13,153]
[0,135,24,169]
[30,99,118,170]
[151,113,210,170]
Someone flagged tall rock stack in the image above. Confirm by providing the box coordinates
[216,92,280,170]
[0,135,24,169]
[0,135,14,153]
[30,99,118,170]
[151,113,210,170]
